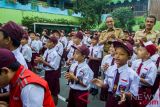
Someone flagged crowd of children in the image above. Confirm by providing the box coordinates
[0,15,159,107]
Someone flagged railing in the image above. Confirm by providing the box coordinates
[0,0,81,17]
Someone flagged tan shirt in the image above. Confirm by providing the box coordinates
[99,28,123,52]
[134,29,159,44]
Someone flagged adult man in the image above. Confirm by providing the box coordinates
[99,16,123,54]
[134,15,159,45]
[0,48,55,107]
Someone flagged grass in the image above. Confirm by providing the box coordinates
[0,8,81,24]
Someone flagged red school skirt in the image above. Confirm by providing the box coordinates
[88,60,101,78]
[45,70,60,97]
[67,88,89,107]
[131,86,152,107]
[151,74,160,95]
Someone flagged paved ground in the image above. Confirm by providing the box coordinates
[38,68,105,107]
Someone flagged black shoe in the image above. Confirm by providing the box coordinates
[66,98,69,102]
[89,88,94,93]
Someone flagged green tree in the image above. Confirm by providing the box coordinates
[111,7,135,31]
[72,0,111,29]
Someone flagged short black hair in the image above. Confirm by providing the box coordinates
[146,15,157,24]
[8,61,21,71]
[0,61,20,74]
[106,16,113,20]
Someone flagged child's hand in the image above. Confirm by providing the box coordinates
[66,59,72,66]
[92,78,104,88]
[88,56,94,60]
[34,57,43,63]
[64,72,76,81]
[118,91,126,105]
[0,101,8,107]
[68,72,77,80]
[64,72,70,80]
[102,63,109,71]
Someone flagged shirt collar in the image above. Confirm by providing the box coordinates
[142,59,152,65]
[143,29,154,34]
[151,53,159,61]
[23,44,28,47]
[117,64,128,73]
[91,44,98,48]
[77,60,86,68]
[107,27,116,32]
[47,47,55,52]
[12,48,20,55]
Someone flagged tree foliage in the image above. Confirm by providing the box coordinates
[72,0,111,29]
[17,0,29,5]
[111,7,135,31]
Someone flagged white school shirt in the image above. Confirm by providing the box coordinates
[21,84,44,107]
[12,48,28,69]
[101,54,114,69]
[69,61,94,91]
[104,64,140,96]
[41,36,48,44]
[59,36,68,48]
[30,40,40,53]
[131,59,157,86]
[130,53,137,62]
[67,43,82,60]
[43,47,61,71]
[55,41,64,57]
[66,40,73,51]
[89,44,103,59]
[67,45,75,60]
[28,37,31,45]
[82,36,91,47]
[150,53,159,64]
[37,40,43,50]
[20,44,32,62]
[146,86,160,107]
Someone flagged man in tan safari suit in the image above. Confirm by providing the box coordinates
[134,15,159,46]
[99,16,123,55]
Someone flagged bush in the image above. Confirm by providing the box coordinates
[111,7,135,31]
[22,16,82,28]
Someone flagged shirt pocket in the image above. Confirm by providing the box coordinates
[140,68,149,78]
[93,50,99,58]
[77,70,85,81]
[118,79,129,92]
[107,76,114,88]
[47,56,53,63]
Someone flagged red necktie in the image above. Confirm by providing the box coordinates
[113,69,120,93]
[71,65,78,84]
[111,58,115,65]
[20,47,23,53]
[137,63,143,75]
[156,57,160,68]
[72,48,75,56]
[90,48,93,57]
